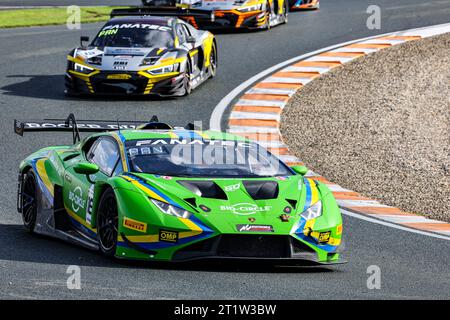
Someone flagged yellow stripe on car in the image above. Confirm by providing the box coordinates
[36,158,54,197]
[66,206,97,232]
[121,175,167,203]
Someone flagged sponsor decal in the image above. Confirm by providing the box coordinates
[86,184,95,225]
[22,122,136,130]
[279,213,290,222]
[68,186,86,213]
[123,217,147,233]
[303,227,312,237]
[318,231,331,243]
[107,74,132,80]
[98,28,118,37]
[199,205,211,212]
[101,24,171,32]
[133,139,252,147]
[224,183,240,192]
[128,146,167,157]
[337,224,343,235]
[236,224,274,232]
[113,60,128,70]
[220,203,271,215]
[79,48,104,58]
[159,229,179,243]
[248,217,256,222]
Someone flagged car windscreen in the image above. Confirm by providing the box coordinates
[125,139,293,178]
[92,23,174,48]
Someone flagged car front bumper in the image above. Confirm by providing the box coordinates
[117,233,345,265]
[65,70,186,97]
[183,10,268,30]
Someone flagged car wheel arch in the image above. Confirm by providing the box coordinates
[90,182,116,229]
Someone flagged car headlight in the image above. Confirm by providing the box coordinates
[87,56,102,65]
[237,3,263,12]
[301,201,322,220]
[147,63,179,75]
[74,63,94,74]
[150,198,192,219]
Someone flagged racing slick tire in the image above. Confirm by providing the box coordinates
[265,1,272,30]
[97,188,119,257]
[183,61,192,96]
[210,42,218,78]
[283,0,289,24]
[21,170,38,233]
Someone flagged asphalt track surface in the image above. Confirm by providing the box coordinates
[0,0,449,299]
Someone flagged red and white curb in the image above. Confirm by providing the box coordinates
[210,23,450,240]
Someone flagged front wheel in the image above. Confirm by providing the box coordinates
[283,0,289,24]
[183,61,192,96]
[209,42,218,78]
[21,170,38,233]
[265,1,272,30]
[97,188,119,257]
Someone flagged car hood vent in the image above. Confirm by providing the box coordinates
[178,181,228,200]
[183,197,197,208]
[243,181,279,200]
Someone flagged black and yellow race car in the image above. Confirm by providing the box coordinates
[65,12,217,97]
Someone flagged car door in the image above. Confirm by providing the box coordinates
[176,23,201,77]
[63,136,123,234]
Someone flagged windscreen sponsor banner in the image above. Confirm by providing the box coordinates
[100,23,172,33]
[128,138,253,147]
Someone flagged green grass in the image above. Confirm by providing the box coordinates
[0,6,127,28]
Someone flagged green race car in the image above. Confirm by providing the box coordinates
[15,114,344,265]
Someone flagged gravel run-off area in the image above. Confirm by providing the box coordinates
[281,33,450,222]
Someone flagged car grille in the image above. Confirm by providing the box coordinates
[90,73,148,94]
[291,238,316,254]
[196,13,239,29]
[217,235,291,258]
[173,235,317,260]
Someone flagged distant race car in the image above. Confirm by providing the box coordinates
[289,0,319,10]
[15,114,344,264]
[65,13,217,97]
[140,0,288,30]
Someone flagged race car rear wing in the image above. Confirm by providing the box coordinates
[14,114,173,144]
[110,7,214,21]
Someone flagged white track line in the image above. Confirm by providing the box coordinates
[342,209,450,241]
[234,99,287,107]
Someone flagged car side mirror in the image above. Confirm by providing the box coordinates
[291,165,308,176]
[186,36,196,44]
[74,162,99,175]
[80,36,90,47]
